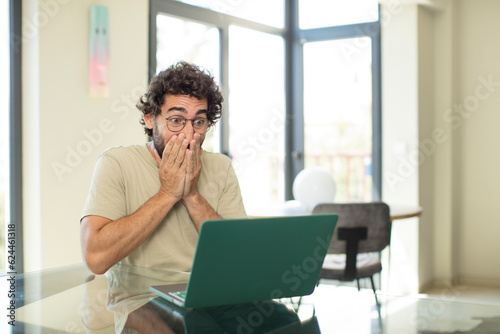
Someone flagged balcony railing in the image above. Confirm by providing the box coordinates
[305,153,372,202]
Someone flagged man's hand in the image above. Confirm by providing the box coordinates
[183,133,203,199]
[153,133,189,202]
[153,132,216,231]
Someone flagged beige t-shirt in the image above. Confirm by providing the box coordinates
[81,144,247,271]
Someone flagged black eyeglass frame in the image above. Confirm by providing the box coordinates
[159,114,212,133]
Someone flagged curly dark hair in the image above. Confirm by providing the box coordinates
[137,61,223,137]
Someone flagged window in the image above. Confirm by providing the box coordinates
[175,0,285,28]
[155,13,221,152]
[303,37,374,202]
[228,26,285,211]
[150,0,381,210]
[299,0,379,29]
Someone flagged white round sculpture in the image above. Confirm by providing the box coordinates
[292,167,336,211]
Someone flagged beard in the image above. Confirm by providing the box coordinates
[152,120,204,159]
[152,121,165,158]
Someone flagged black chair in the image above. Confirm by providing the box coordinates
[312,202,391,308]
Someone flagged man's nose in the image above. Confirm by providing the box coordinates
[181,121,195,142]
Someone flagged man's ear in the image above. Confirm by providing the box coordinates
[143,112,155,129]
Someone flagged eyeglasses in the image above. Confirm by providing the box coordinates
[160,115,210,133]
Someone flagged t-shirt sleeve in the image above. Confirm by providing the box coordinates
[217,160,247,219]
[81,152,127,222]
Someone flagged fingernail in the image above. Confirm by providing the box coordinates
[179,133,185,140]
[183,139,188,146]
[172,135,177,141]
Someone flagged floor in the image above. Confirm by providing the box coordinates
[300,282,500,334]
[422,285,500,307]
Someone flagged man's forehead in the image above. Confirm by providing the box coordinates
[161,95,208,117]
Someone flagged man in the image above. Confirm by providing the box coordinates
[80,62,247,275]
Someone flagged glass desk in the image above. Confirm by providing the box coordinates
[1,264,500,333]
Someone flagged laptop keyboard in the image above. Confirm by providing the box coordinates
[170,290,187,300]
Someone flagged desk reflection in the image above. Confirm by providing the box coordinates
[81,264,320,334]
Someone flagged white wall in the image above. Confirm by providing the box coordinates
[417,4,436,291]
[452,0,500,287]
[382,0,500,291]
[381,3,420,294]
[23,0,148,272]
[431,0,456,288]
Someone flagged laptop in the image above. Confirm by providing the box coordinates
[150,214,338,308]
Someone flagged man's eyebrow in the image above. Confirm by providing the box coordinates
[166,106,187,113]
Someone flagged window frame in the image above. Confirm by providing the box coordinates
[148,0,381,202]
